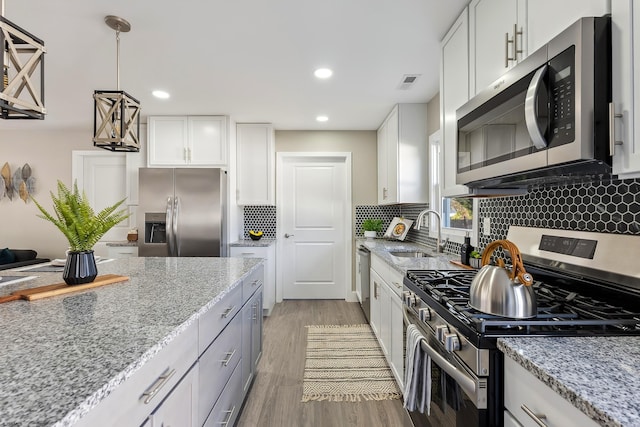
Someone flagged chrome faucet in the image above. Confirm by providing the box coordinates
[414,209,448,253]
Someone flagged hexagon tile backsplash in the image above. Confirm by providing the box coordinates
[477,177,640,250]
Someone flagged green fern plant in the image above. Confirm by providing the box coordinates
[32,180,130,252]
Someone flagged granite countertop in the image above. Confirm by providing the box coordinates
[0,257,262,427]
[358,238,465,273]
[499,337,640,427]
[229,238,277,247]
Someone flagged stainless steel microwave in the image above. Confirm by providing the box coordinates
[456,16,612,191]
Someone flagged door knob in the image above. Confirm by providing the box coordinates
[284,233,295,238]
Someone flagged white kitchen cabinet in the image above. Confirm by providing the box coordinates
[377,103,428,205]
[148,116,227,166]
[440,8,471,197]
[107,245,138,258]
[369,254,405,389]
[230,245,276,316]
[236,123,275,205]
[504,356,599,427]
[612,0,640,177]
[470,0,609,96]
[150,364,198,427]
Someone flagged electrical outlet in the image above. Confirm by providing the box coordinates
[483,217,491,236]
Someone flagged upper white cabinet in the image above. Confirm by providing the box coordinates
[440,8,471,197]
[469,0,610,95]
[236,123,275,205]
[612,0,640,177]
[469,0,526,95]
[148,116,227,167]
[377,103,428,205]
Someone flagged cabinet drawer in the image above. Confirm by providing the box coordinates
[370,254,389,278]
[504,357,599,427]
[385,267,404,297]
[242,264,264,303]
[77,323,198,427]
[203,362,242,427]
[198,310,242,426]
[230,246,268,258]
[107,246,138,258]
[198,284,242,354]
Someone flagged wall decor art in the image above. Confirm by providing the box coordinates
[0,162,35,203]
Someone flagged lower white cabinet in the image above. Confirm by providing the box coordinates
[504,356,599,427]
[369,254,405,389]
[150,364,198,427]
[242,285,263,398]
[230,245,275,315]
[204,362,242,427]
[107,245,138,258]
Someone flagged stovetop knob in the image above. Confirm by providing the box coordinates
[435,325,448,341]
[403,291,417,307]
[444,332,460,352]
[419,307,432,322]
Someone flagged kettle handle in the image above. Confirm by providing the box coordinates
[481,240,534,286]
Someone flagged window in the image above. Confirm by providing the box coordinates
[429,131,477,244]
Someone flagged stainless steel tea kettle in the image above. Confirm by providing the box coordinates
[469,239,536,319]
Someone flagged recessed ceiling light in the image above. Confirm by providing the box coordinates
[152,90,170,99]
[316,115,329,122]
[314,68,333,79]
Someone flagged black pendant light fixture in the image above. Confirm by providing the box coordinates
[93,15,140,152]
[0,0,46,119]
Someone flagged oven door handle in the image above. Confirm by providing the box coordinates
[403,306,477,399]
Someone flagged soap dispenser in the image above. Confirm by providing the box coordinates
[461,232,473,265]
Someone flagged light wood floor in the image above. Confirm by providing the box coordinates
[236,300,411,427]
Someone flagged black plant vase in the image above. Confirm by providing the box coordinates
[63,250,98,285]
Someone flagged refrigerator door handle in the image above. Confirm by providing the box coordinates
[166,197,175,256]
[173,196,180,256]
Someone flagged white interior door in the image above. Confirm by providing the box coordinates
[72,151,134,242]
[278,153,351,300]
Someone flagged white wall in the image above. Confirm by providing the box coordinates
[0,129,142,259]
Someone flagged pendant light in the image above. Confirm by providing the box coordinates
[93,15,140,152]
[0,0,46,119]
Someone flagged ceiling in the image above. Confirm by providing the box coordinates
[3,0,467,132]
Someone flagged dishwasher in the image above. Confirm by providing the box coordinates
[356,245,371,322]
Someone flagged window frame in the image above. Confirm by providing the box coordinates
[428,130,479,247]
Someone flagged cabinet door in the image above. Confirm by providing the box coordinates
[441,8,471,197]
[390,292,404,390]
[241,300,253,397]
[369,269,382,337]
[384,107,399,204]
[469,0,521,95]
[612,0,640,177]
[379,282,391,357]
[188,116,227,166]
[251,289,263,373]
[148,116,188,166]
[236,124,275,205]
[151,364,198,427]
[377,123,388,204]
[526,0,610,54]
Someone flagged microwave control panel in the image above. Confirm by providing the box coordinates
[549,46,575,147]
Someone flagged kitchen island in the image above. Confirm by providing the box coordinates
[0,257,263,427]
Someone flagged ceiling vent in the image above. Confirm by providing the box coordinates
[397,74,421,90]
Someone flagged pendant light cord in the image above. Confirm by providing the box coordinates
[1,0,8,90]
[116,28,121,90]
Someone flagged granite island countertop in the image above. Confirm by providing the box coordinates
[0,257,263,427]
[499,336,640,427]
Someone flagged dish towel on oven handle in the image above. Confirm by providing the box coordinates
[403,324,432,415]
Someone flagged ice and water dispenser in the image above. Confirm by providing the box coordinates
[144,213,167,244]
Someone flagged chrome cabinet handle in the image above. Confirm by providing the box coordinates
[521,404,548,427]
[251,279,262,287]
[505,31,511,67]
[383,187,388,199]
[222,305,236,318]
[218,405,236,427]
[506,24,523,67]
[392,281,401,289]
[184,147,188,161]
[609,102,623,156]
[220,349,237,367]
[284,233,294,238]
[141,368,176,404]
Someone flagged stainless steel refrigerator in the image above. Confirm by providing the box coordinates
[138,168,227,257]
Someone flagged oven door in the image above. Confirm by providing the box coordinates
[403,307,491,427]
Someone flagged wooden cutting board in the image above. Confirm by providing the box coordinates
[0,274,129,303]
[449,260,476,270]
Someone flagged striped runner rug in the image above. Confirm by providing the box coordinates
[302,324,401,402]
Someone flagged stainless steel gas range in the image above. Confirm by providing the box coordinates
[402,226,640,427]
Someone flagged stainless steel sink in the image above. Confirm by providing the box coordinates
[389,251,431,258]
